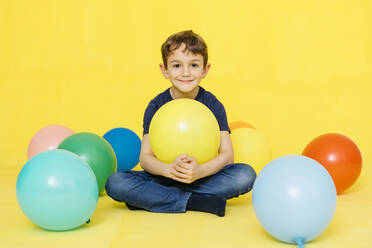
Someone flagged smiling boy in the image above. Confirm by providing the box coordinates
[105,30,256,217]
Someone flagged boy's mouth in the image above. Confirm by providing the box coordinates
[178,79,193,83]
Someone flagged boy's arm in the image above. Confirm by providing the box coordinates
[198,130,234,177]
[139,134,170,177]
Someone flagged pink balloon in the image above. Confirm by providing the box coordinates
[27,125,74,159]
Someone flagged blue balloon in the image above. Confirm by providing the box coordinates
[103,127,141,171]
[16,149,99,231]
[252,155,337,247]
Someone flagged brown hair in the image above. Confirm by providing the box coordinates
[161,30,208,69]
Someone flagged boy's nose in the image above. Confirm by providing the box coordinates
[181,67,191,76]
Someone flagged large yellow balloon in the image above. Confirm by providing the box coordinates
[231,128,272,173]
[149,99,220,164]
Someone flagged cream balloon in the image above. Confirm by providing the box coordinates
[231,128,272,173]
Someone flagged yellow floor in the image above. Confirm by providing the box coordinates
[1,163,371,248]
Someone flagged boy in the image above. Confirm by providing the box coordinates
[105,30,256,217]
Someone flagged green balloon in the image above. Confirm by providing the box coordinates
[58,132,117,194]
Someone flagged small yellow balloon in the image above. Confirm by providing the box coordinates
[149,99,220,164]
[231,128,272,173]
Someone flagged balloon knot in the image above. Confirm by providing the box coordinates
[294,237,306,248]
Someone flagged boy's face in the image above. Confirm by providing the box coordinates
[160,43,210,95]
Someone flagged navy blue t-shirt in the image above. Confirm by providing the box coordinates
[143,86,230,135]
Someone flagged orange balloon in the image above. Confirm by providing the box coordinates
[229,121,255,131]
[302,133,362,194]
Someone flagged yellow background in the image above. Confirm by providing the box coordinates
[1,0,371,167]
[1,0,371,247]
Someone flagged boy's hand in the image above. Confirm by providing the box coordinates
[169,154,202,184]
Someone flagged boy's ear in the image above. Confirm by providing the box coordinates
[202,63,211,78]
[159,63,169,79]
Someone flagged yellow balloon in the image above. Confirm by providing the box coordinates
[149,99,220,164]
[231,128,272,173]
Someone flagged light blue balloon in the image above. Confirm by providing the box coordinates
[103,127,141,171]
[16,149,99,231]
[252,155,337,247]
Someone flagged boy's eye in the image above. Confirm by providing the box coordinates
[173,64,180,68]
[192,64,199,68]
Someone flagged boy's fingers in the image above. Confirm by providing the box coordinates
[181,157,190,163]
[176,158,186,166]
[174,165,190,175]
[171,176,191,184]
[170,169,189,179]
[188,156,197,162]
[174,155,186,164]
[178,154,187,160]
[178,162,192,170]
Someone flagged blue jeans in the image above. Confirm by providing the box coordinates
[105,163,256,213]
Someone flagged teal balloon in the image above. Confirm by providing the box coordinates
[252,155,337,247]
[16,149,99,231]
[58,132,117,194]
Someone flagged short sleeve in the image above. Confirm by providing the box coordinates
[142,101,158,135]
[212,100,231,133]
